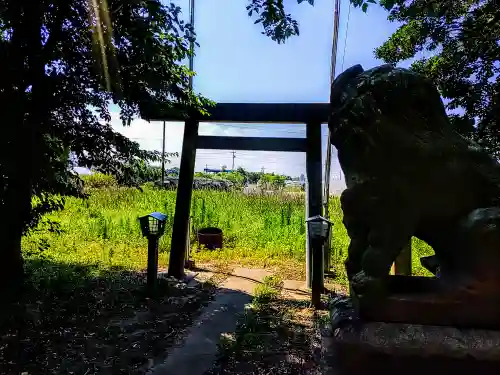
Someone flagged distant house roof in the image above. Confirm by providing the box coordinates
[285,180,304,186]
[203,168,233,173]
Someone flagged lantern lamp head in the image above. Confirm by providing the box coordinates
[306,215,333,241]
[139,212,168,237]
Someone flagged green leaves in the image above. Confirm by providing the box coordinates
[349,0,385,13]
[374,0,500,159]
[379,0,398,11]
[246,0,312,43]
[0,0,215,237]
[245,0,403,42]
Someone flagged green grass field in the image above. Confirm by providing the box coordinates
[22,185,434,285]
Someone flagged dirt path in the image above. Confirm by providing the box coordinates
[148,264,342,375]
[148,268,272,375]
[204,276,327,375]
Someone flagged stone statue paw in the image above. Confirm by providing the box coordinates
[351,271,385,297]
[329,294,359,330]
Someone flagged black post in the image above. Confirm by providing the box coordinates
[147,236,159,296]
[306,121,323,308]
[168,119,199,279]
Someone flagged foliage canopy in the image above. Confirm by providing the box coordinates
[0,0,213,290]
[256,0,499,158]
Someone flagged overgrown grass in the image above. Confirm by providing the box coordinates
[23,185,435,286]
[214,275,287,366]
[207,274,319,374]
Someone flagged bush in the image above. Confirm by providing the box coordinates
[258,173,286,190]
[81,173,117,189]
[115,160,162,186]
[193,172,243,189]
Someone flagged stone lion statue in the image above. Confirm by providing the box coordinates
[329,64,500,297]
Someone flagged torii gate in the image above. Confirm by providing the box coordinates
[144,102,330,303]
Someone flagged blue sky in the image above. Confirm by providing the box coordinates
[107,0,409,193]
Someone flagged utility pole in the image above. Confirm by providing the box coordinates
[323,0,342,273]
[161,121,166,184]
[231,151,236,170]
[188,0,195,90]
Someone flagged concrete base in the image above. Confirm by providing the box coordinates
[282,280,310,301]
[323,296,500,375]
[352,275,500,330]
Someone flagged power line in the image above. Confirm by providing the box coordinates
[323,0,343,272]
[329,0,341,81]
[324,0,342,208]
[161,121,166,181]
[341,2,351,72]
[188,0,195,90]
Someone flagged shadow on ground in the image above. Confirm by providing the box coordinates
[204,294,325,374]
[0,258,216,375]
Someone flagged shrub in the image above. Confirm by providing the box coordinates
[82,173,117,189]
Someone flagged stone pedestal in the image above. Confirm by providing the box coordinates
[322,320,500,375]
[353,275,500,330]
[323,294,500,375]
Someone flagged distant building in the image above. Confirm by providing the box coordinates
[299,173,305,184]
[285,180,304,188]
[166,167,180,176]
[203,168,233,173]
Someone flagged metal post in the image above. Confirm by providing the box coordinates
[186,216,191,259]
[393,240,412,275]
[188,0,195,90]
[147,236,159,296]
[161,121,166,184]
[323,224,332,272]
[185,216,195,269]
[168,119,199,279]
[323,0,342,274]
[306,122,323,301]
[323,140,332,273]
[305,181,311,287]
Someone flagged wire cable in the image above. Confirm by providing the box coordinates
[341,2,351,72]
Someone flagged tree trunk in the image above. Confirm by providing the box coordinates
[0,166,32,303]
[0,229,25,303]
[0,2,44,303]
[0,98,31,301]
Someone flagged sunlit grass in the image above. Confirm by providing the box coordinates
[23,185,435,285]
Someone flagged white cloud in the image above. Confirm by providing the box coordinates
[109,111,183,153]
[107,111,346,193]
